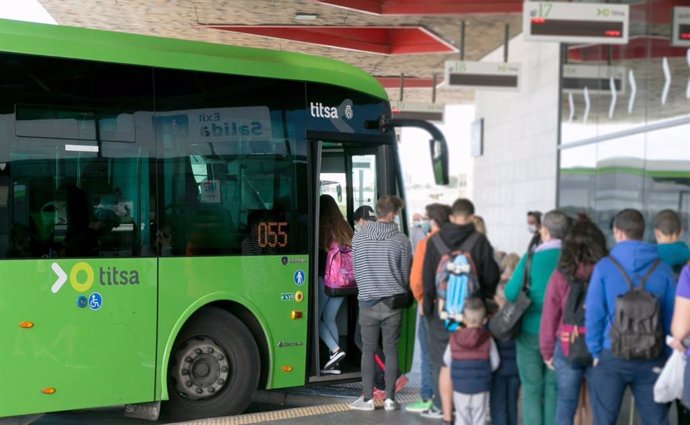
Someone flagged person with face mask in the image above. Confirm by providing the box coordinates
[411,213,430,249]
[527,211,543,253]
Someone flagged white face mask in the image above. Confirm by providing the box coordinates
[528,224,538,234]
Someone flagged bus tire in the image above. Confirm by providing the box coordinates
[162,307,260,421]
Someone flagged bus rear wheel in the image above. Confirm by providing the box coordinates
[163,307,260,421]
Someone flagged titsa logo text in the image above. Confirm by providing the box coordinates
[51,262,140,294]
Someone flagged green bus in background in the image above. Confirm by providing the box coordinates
[0,19,448,422]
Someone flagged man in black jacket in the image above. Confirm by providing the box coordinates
[419,198,500,424]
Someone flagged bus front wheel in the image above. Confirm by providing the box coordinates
[163,307,260,421]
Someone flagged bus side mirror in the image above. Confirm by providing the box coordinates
[371,116,450,186]
[430,138,449,186]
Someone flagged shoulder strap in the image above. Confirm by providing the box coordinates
[607,256,633,290]
[522,251,533,292]
[430,233,451,257]
[638,259,661,290]
[460,231,481,253]
[608,256,660,290]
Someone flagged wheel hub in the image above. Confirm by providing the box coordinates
[172,336,230,400]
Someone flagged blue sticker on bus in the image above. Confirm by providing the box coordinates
[76,295,87,308]
[88,293,103,310]
[293,270,305,286]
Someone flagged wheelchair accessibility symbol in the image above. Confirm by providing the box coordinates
[88,293,103,311]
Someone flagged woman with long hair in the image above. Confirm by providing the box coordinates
[318,194,353,372]
[539,217,608,425]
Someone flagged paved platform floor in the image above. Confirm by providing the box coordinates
[25,320,672,424]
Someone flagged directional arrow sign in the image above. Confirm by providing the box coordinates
[51,262,67,293]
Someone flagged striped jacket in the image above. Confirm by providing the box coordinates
[352,221,411,302]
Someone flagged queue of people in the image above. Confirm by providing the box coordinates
[320,193,690,425]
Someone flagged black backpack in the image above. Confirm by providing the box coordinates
[561,271,591,364]
[607,256,663,360]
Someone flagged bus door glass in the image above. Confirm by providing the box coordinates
[310,141,378,381]
[351,154,377,215]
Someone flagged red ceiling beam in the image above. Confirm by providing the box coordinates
[318,0,523,15]
[318,0,684,22]
[376,77,435,88]
[206,26,456,55]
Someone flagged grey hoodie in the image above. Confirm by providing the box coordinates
[352,221,411,302]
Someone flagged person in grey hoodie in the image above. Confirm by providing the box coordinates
[349,195,411,412]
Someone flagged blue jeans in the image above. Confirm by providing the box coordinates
[417,314,433,401]
[359,301,402,400]
[490,374,520,425]
[553,343,590,425]
[588,349,669,425]
[318,279,344,352]
[425,312,450,409]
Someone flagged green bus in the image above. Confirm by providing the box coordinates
[0,19,448,422]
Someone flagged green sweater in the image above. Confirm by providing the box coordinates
[504,248,561,334]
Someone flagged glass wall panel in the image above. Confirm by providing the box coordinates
[560,123,690,242]
[558,1,690,241]
[560,1,690,146]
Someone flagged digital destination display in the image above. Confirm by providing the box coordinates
[524,2,629,45]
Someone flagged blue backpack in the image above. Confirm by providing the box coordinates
[431,232,481,331]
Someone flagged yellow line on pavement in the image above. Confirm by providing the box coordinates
[173,403,349,425]
[172,392,417,425]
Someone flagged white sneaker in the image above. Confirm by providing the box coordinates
[324,348,346,370]
[349,396,375,411]
[384,398,400,411]
[320,368,341,375]
[420,405,443,419]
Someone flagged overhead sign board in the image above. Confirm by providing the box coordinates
[390,101,444,122]
[523,2,629,45]
[672,7,690,47]
[562,65,627,95]
[444,61,521,91]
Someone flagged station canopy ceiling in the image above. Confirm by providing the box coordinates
[35,1,683,106]
[36,0,527,105]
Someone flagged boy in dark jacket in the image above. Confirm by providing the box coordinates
[420,198,500,423]
[444,297,499,425]
[490,282,520,425]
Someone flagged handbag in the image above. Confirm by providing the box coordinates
[382,290,413,309]
[489,252,533,341]
[684,351,690,409]
[655,346,686,403]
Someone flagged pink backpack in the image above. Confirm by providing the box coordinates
[323,240,357,296]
